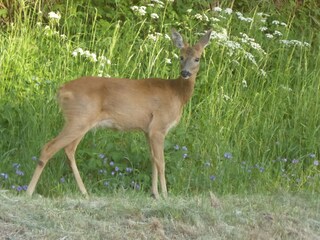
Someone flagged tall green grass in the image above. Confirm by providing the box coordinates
[0,0,319,196]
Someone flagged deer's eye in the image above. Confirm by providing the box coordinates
[180,56,184,61]
[195,58,200,62]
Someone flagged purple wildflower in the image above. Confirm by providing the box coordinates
[60,177,65,183]
[126,167,133,173]
[182,153,188,159]
[13,163,20,169]
[99,153,105,159]
[104,181,109,187]
[292,159,299,164]
[0,173,8,180]
[115,166,120,172]
[224,152,233,159]
[174,145,180,150]
[99,169,106,174]
[131,181,140,190]
[309,153,316,158]
[16,186,23,192]
[31,156,38,161]
[15,169,24,176]
[210,175,216,181]
[110,161,114,166]
[182,146,188,151]
[22,185,28,191]
[314,160,319,166]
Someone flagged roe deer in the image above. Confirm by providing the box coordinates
[26,29,212,199]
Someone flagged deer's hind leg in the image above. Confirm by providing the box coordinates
[26,118,93,196]
[64,135,88,196]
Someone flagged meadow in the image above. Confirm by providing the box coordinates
[0,0,320,198]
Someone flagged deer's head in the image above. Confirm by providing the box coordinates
[171,29,212,79]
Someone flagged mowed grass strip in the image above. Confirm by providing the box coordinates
[0,191,319,240]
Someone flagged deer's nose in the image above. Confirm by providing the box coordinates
[181,70,191,79]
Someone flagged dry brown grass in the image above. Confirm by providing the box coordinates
[0,190,319,240]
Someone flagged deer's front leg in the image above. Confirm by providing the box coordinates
[147,130,167,199]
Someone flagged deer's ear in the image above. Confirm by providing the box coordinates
[171,28,185,49]
[197,29,212,48]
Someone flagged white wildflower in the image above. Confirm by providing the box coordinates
[131,6,147,16]
[261,18,266,23]
[165,58,171,64]
[272,20,280,25]
[48,11,61,20]
[98,56,107,62]
[60,34,67,40]
[303,42,311,47]
[213,7,222,12]
[147,34,157,41]
[194,13,203,21]
[240,16,253,22]
[151,13,159,19]
[250,42,266,54]
[90,53,98,62]
[151,0,164,5]
[280,22,288,27]
[147,4,155,7]
[280,39,310,47]
[224,8,233,14]
[273,30,283,36]
[211,29,228,41]
[225,40,241,50]
[259,26,268,32]
[173,53,179,59]
[244,52,257,66]
[130,6,139,11]
[260,69,267,77]
[242,79,247,88]
[72,51,78,57]
[84,50,91,57]
[210,17,220,22]
[138,6,147,15]
[266,33,274,38]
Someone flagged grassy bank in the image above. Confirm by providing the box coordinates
[1,191,320,239]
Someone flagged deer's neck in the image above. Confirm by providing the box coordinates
[173,75,196,105]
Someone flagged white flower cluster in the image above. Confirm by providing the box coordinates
[236,12,253,22]
[193,13,209,22]
[48,11,61,20]
[240,32,266,55]
[72,48,112,64]
[147,32,170,42]
[130,6,147,16]
[280,40,310,47]
[40,11,66,38]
